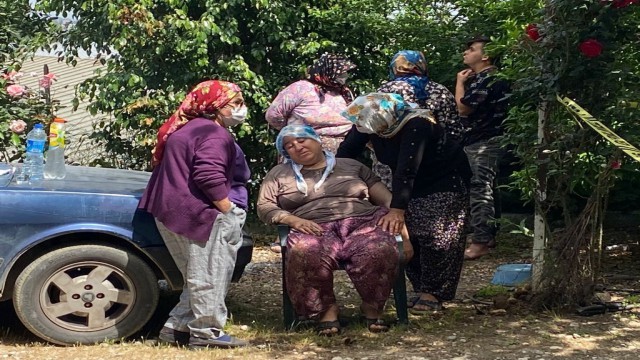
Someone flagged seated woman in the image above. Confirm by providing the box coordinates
[257,125,412,336]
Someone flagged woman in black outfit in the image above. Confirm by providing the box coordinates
[337,93,470,313]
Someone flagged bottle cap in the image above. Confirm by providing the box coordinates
[34,123,44,129]
[53,117,66,123]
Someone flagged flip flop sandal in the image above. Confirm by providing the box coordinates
[409,299,443,315]
[363,318,390,333]
[316,320,341,337]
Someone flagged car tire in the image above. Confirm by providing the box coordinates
[13,244,159,345]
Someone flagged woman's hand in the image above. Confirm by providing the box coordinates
[400,225,413,263]
[213,197,233,214]
[378,208,405,235]
[282,215,323,236]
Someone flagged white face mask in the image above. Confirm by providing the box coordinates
[221,105,248,127]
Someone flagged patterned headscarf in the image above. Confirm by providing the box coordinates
[388,50,430,103]
[275,125,336,196]
[307,52,357,104]
[342,93,434,138]
[152,80,242,166]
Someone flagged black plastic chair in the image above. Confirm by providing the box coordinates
[278,225,409,330]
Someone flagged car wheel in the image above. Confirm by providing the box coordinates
[13,244,159,345]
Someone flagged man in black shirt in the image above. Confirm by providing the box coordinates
[455,35,510,260]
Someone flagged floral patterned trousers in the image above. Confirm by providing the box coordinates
[285,208,398,318]
[405,188,468,301]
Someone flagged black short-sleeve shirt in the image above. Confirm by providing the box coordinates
[460,67,510,145]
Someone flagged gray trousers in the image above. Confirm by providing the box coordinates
[464,139,503,245]
[155,205,246,339]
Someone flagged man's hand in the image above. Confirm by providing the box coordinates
[455,69,475,116]
[282,215,323,235]
[457,69,474,84]
[378,208,405,235]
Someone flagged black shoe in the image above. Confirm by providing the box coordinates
[158,326,190,346]
[189,334,249,349]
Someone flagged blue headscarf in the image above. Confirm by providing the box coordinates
[388,50,430,103]
[275,125,336,196]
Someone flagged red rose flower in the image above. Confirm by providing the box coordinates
[579,39,603,58]
[526,24,541,41]
[611,160,622,169]
[601,0,639,8]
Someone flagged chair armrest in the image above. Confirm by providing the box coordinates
[277,225,290,247]
[394,234,404,263]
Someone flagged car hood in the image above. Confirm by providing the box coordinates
[2,163,151,196]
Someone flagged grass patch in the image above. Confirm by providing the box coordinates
[475,284,510,298]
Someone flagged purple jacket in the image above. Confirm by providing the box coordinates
[138,118,249,242]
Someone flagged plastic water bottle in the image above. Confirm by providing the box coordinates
[24,123,47,185]
[44,118,66,179]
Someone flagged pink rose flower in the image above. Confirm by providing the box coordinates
[39,73,57,89]
[1,71,24,82]
[9,120,27,134]
[6,84,26,97]
[579,39,603,58]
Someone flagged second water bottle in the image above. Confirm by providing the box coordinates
[44,118,66,179]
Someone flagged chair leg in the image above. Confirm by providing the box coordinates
[394,263,409,324]
[394,236,409,324]
[279,225,297,330]
[282,246,297,330]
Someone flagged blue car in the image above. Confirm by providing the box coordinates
[0,163,253,345]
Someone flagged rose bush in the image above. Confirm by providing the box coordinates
[0,1,57,162]
[1,77,58,162]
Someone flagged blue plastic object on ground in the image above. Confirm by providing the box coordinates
[491,263,532,286]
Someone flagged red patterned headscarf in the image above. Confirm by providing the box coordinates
[152,80,242,166]
[306,53,356,104]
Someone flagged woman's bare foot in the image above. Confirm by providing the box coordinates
[360,302,389,332]
[464,243,491,260]
[410,293,442,313]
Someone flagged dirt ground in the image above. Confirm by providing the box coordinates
[1,228,640,359]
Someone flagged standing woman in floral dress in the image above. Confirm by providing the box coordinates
[265,52,357,154]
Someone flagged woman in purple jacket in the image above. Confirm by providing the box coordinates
[138,80,251,349]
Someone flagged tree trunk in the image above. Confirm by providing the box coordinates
[532,101,549,291]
